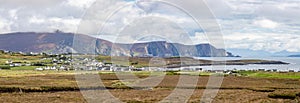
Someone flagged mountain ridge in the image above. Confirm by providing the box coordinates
[288,55,300,57]
[0,32,236,57]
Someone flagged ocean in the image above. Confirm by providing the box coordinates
[192,57,300,71]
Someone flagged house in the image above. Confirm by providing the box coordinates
[122,67,130,71]
[50,66,57,70]
[44,67,50,70]
[195,68,203,71]
[52,59,58,63]
[278,70,289,73]
[104,63,113,66]
[35,68,43,71]
[5,60,12,64]
[59,66,66,71]
[19,52,26,55]
[181,67,194,71]
[9,64,14,67]
[102,66,112,71]
[86,66,95,71]
[83,58,89,62]
[131,68,143,71]
[214,70,225,73]
[30,52,39,55]
[9,63,21,67]
[289,70,295,72]
[14,63,22,67]
[114,67,123,71]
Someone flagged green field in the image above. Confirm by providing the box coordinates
[0,70,76,77]
[238,71,300,79]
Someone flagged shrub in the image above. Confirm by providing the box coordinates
[32,63,45,66]
[268,93,296,99]
[111,81,132,89]
[40,86,79,92]
[126,100,143,103]
[251,88,275,92]
[0,65,11,70]
[165,71,180,75]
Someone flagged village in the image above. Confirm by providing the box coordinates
[1,50,299,74]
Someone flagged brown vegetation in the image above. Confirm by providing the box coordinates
[0,73,299,102]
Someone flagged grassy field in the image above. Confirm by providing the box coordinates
[0,53,299,102]
[0,70,299,102]
[239,71,300,79]
[0,70,76,77]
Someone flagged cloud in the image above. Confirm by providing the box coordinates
[0,0,300,53]
[79,0,208,44]
[108,16,194,45]
[0,0,63,8]
[191,32,209,44]
[47,17,81,32]
[8,9,19,20]
[253,19,279,29]
[63,0,96,9]
[0,0,89,33]
[224,32,300,52]
[29,16,45,24]
[0,17,12,33]
[205,0,300,52]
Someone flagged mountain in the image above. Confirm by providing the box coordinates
[275,50,300,57]
[0,32,235,57]
[288,55,300,57]
[116,41,234,57]
[227,48,300,57]
[226,48,272,57]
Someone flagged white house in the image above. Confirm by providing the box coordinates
[50,66,57,70]
[5,60,12,64]
[44,67,50,70]
[59,66,66,70]
[14,63,22,67]
[35,68,43,71]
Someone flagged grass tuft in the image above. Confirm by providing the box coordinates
[268,92,297,99]
[250,88,275,92]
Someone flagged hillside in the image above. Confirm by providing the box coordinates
[0,32,235,57]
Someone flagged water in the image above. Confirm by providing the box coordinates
[191,57,300,71]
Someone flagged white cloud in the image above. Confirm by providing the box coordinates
[29,16,45,24]
[79,0,206,44]
[8,9,19,20]
[0,17,11,33]
[63,0,96,9]
[276,3,299,10]
[209,0,300,52]
[0,0,63,8]
[0,0,300,53]
[113,16,193,44]
[0,0,89,33]
[253,19,279,29]
[191,32,209,44]
[224,32,300,52]
[48,17,81,32]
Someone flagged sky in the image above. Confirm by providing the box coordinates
[0,0,299,53]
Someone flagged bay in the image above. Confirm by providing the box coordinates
[191,57,300,72]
